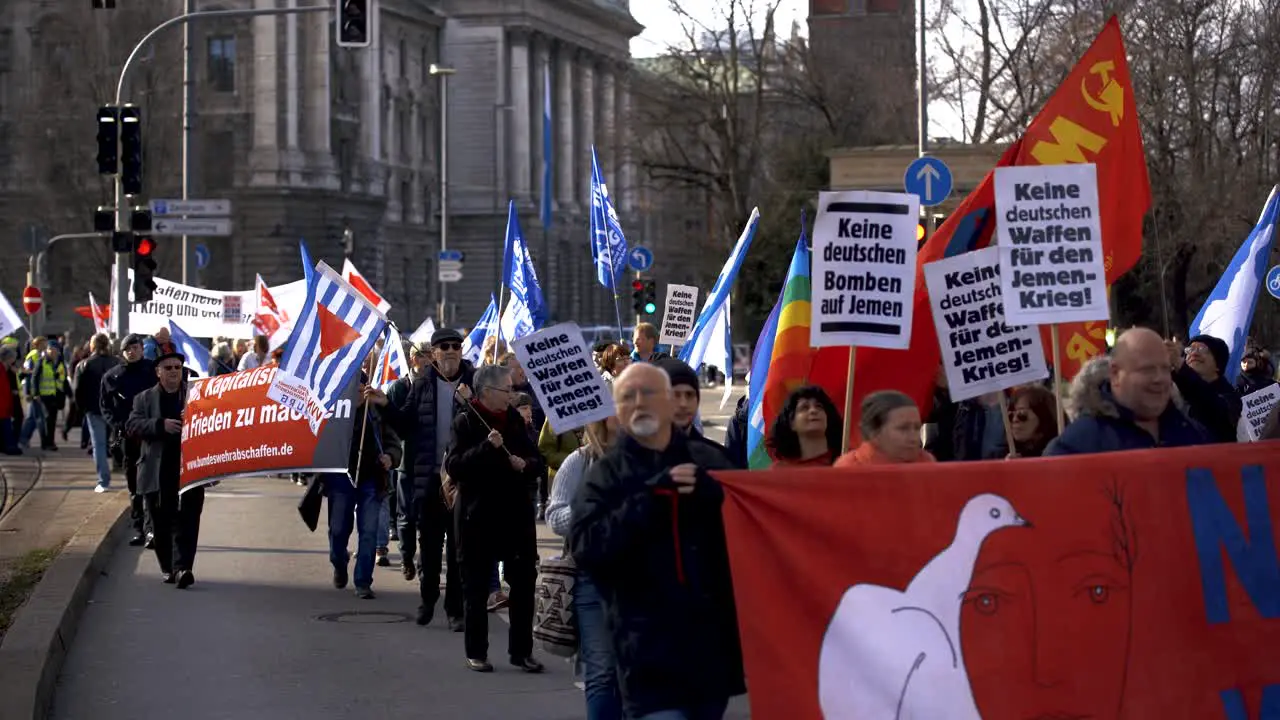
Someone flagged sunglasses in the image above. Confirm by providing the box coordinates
[434,342,462,351]
[1008,409,1030,422]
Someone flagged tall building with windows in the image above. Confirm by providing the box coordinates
[0,0,644,334]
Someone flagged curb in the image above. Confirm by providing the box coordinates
[0,495,130,720]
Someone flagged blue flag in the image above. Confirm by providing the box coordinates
[299,239,316,285]
[499,201,548,341]
[589,146,629,289]
[169,320,212,377]
[679,208,760,371]
[1189,185,1279,382]
[462,295,498,365]
[540,65,554,231]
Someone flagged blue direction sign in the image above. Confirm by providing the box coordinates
[904,156,954,207]
[194,243,210,270]
[439,249,464,262]
[628,246,654,272]
[1267,265,1280,300]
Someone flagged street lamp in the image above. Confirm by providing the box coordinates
[429,63,456,325]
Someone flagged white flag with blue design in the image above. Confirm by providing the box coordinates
[499,201,548,342]
[679,208,760,374]
[1189,185,1279,383]
[462,295,498,365]
[589,146,629,289]
[169,320,212,377]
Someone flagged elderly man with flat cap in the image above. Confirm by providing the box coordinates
[126,349,205,588]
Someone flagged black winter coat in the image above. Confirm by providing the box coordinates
[569,430,745,718]
[1172,364,1241,443]
[383,360,475,498]
[75,354,120,415]
[722,394,749,469]
[100,359,157,430]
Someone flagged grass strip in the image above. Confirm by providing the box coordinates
[0,545,63,645]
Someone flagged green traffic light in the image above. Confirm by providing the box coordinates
[644,302,657,314]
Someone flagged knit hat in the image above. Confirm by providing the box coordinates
[1188,334,1230,374]
[655,357,700,399]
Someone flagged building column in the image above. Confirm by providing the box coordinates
[284,0,299,151]
[599,62,617,179]
[532,37,553,210]
[304,8,335,180]
[410,99,422,222]
[509,31,533,200]
[578,53,596,195]
[360,24,382,176]
[250,0,278,154]
[555,44,576,206]
[618,71,634,214]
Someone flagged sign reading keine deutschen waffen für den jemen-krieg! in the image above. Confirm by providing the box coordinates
[512,322,616,435]
[995,163,1109,326]
[810,190,920,350]
[925,246,1049,402]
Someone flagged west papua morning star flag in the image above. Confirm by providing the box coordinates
[268,261,388,434]
[374,323,411,390]
[589,146,629,289]
[252,274,291,351]
[342,257,392,315]
[714,443,1280,719]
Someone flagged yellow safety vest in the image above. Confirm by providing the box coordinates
[23,352,64,397]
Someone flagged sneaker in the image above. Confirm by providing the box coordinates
[94,485,107,494]
[486,591,509,612]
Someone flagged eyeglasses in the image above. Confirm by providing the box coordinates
[1008,409,1029,422]
[159,364,183,372]
[485,386,513,394]
[435,342,462,351]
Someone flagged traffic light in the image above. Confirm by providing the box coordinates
[631,279,645,315]
[132,234,157,303]
[916,220,927,249]
[119,105,143,196]
[96,106,118,175]
[130,208,152,232]
[643,280,657,315]
[336,0,371,47]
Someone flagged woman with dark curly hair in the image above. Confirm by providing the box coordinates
[769,385,843,466]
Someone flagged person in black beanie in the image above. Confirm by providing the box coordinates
[1170,333,1241,443]
[653,357,739,461]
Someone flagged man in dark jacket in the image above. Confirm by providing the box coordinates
[446,363,545,674]
[101,334,156,546]
[76,333,120,492]
[1236,347,1277,397]
[386,340,429,580]
[1170,333,1241,443]
[327,373,402,599]
[126,351,202,588]
[654,357,740,462]
[366,327,473,629]
[723,393,749,468]
[570,363,745,719]
[1047,328,1210,455]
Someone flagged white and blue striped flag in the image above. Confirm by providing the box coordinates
[374,323,411,390]
[268,260,388,434]
[679,207,760,376]
[541,63,554,230]
[462,295,499,365]
[168,320,212,378]
[1188,185,1279,382]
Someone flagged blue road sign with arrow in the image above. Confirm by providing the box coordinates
[194,243,210,270]
[1267,265,1280,300]
[628,246,654,272]
[904,156,954,207]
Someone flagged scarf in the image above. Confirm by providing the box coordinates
[470,399,509,430]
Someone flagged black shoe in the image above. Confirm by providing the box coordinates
[511,657,545,674]
[355,586,375,599]
[161,572,175,584]
[448,616,465,633]
[176,570,195,589]
[415,606,433,626]
[128,534,146,547]
[401,561,416,582]
[465,658,494,673]
[2,448,21,456]
[376,552,390,567]
[144,533,155,549]
[43,445,58,451]
[333,565,348,589]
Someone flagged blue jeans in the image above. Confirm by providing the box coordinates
[19,398,46,448]
[85,413,112,488]
[633,699,729,720]
[325,475,380,589]
[0,418,17,451]
[575,573,623,720]
[376,494,391,551]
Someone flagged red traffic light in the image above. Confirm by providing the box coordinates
[632,279,644,291]
[136,236,155,256]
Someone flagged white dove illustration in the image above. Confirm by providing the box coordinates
[817,493,1029,720]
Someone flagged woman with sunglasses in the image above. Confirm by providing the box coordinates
[1002,385,1059,458]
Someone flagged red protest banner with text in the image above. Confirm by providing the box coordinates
[714,442,1280,719]
[179,365,357,492]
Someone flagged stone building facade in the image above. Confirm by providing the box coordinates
[0,0,646,336]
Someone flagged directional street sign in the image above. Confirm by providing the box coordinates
[904,156,954,207]
[194,243,211,270]
[149,198,232,217]
[438,258,463,283]
[438,268,463,283]
[1267,265,1280,300]
[439,249,464,262]
[628,246,654,273]
[152,218,232,236]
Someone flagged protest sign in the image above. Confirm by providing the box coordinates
[512,322,615,435]
[180,366,357,493]
[714,442,1280,719]
[1240,384,1280,441]
[996,163,1109,325]
[125,271,307,338]
[924,246,1048,402]
[810,190,919,349]
[659,283,699,345]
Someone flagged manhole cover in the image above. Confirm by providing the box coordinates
[316,611,411,624]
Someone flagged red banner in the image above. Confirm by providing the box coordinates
[179,365,357,492]
[716,443,1280,719]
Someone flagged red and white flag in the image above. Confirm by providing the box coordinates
[342,258,392,315]
[252,274,291,351]
[88,293,109,333]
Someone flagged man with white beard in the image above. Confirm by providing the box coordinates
[569,363,745,720]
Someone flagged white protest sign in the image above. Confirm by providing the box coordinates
[995,163,1109,325]
[924,246,1049,402]
[810,190,920,349]
[512,322,616,435]
[1240,385,1280,441]
[659,284,699,345]
[125,271,307,338]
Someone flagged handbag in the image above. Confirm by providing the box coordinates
[533,539,578,657]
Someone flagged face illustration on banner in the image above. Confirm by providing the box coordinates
[960,484,1135,719]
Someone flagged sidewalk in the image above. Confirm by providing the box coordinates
[48,476,750,719]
